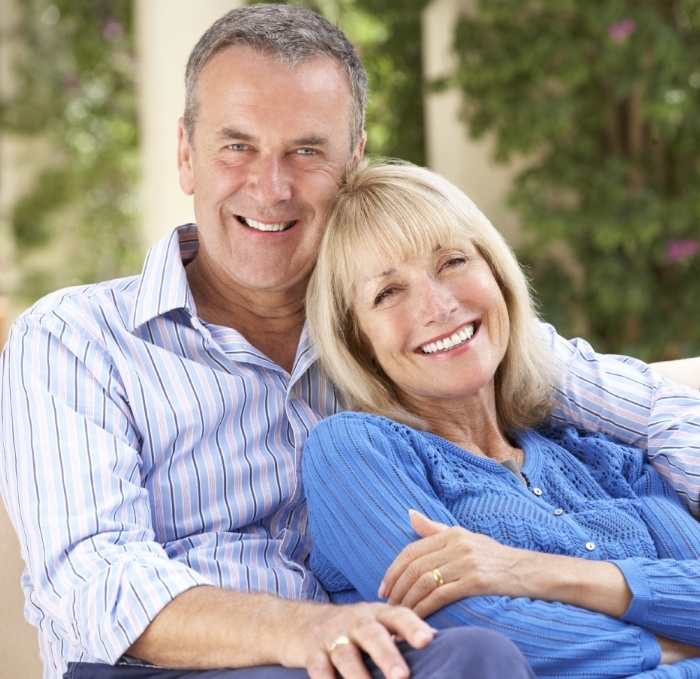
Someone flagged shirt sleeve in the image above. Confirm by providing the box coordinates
[302,414,662,679]
[0,311,211,664]
[541,322,700,515]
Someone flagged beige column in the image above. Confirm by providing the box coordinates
[135,0,244,247]
[0,5,42,675]
[422,0,524,246]
[0,1,43,673]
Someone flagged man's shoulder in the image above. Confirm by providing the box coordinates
[11,275,141,341]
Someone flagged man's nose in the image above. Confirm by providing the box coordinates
[246,155,292,205]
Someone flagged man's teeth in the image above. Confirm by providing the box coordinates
[420,324,475,354]
[241,217,294,232]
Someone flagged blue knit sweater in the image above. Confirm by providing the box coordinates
[302,413,700,679]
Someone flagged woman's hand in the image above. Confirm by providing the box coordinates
[657,635,700,664]
[378,511,531,617]
[379,511,632,620]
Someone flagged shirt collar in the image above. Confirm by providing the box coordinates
[130,224,199,331]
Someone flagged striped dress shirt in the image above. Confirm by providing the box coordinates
[1,224,699,679]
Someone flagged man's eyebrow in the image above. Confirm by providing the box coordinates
[216,128,329,148]
[219,127,255,142]
[293,135,329,147]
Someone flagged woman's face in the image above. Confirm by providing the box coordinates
[352,240,510,414]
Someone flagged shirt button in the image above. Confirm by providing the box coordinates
[532,487,543,496]
[553,508,564,516]
[585,542,596,551]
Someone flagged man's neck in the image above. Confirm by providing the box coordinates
[186,258,306,373]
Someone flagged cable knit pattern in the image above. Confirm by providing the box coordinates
[302,413,700,679]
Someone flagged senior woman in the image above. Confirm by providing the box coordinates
[301,159,700,679]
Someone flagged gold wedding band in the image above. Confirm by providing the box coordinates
[431,567,445,587]
[328,635,352,654]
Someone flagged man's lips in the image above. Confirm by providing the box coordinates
[237,215,297,232]
[419,322,478,354]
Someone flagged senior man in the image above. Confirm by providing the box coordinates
[2,4,699,679]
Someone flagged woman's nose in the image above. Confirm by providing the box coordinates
[420,278,458,324]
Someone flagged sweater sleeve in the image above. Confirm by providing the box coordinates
[611,456,700,646]
[302,414,662,679]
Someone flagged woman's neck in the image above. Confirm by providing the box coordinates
[407,391,523,466]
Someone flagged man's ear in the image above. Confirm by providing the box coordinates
[353,131,367,162]
[177,118,195,196]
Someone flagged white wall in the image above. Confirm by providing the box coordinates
[0,0,45,674]
[422,0,522,246]
[135,0,244,247]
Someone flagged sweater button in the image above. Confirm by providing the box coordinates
[532,487,543,496]
[585,542,596,551]
[553,508,564,516]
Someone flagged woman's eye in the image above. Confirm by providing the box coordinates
[373,287,395,305]
[441,255,467,270]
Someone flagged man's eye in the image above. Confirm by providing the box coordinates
[228,143,248,151]
[297,148,317,155]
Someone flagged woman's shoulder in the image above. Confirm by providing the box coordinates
[311,411,414,440]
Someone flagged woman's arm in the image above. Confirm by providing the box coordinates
[302,414,663,679]
[381,511,632,619]
[383,431,700,650]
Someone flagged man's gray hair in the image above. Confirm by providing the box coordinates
[184,3,367,152]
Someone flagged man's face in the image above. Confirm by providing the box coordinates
[178,46,364,298]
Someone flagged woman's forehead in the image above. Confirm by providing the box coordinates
[350,238,479,288]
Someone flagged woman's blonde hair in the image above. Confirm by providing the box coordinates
[307,159,560,433]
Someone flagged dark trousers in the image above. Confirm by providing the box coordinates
[64,628,535,679]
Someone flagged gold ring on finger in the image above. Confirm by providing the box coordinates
[431,567,445,588]
[328,635,352,654]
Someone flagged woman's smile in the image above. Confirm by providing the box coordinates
[418,321,479,355]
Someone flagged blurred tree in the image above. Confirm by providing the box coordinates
[249,0,430,165]
[452,0,700,360]
[0,0,141,306]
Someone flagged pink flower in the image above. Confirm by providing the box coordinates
[608,18,636,43]
[666,238,698,263]
[103,20,124,42]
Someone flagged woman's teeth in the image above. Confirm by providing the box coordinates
[240,216,295,232]
[420,323,475,354]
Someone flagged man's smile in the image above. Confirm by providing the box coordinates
[237,215,297,232]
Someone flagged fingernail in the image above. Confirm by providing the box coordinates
[415,629,434,645]
[378,581,386,598]
[391,666,408,679]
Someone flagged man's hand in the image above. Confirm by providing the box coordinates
[128,585,434,679]
[285,600,435,679]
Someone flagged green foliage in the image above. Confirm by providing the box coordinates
[1,0,141,305]
[453,0,700,360]
[249,0,430,164]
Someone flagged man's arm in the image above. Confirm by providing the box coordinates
[128,586,434,679]
[541,323,700,515]
[650,357,700,389]
[0,306,435,679]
